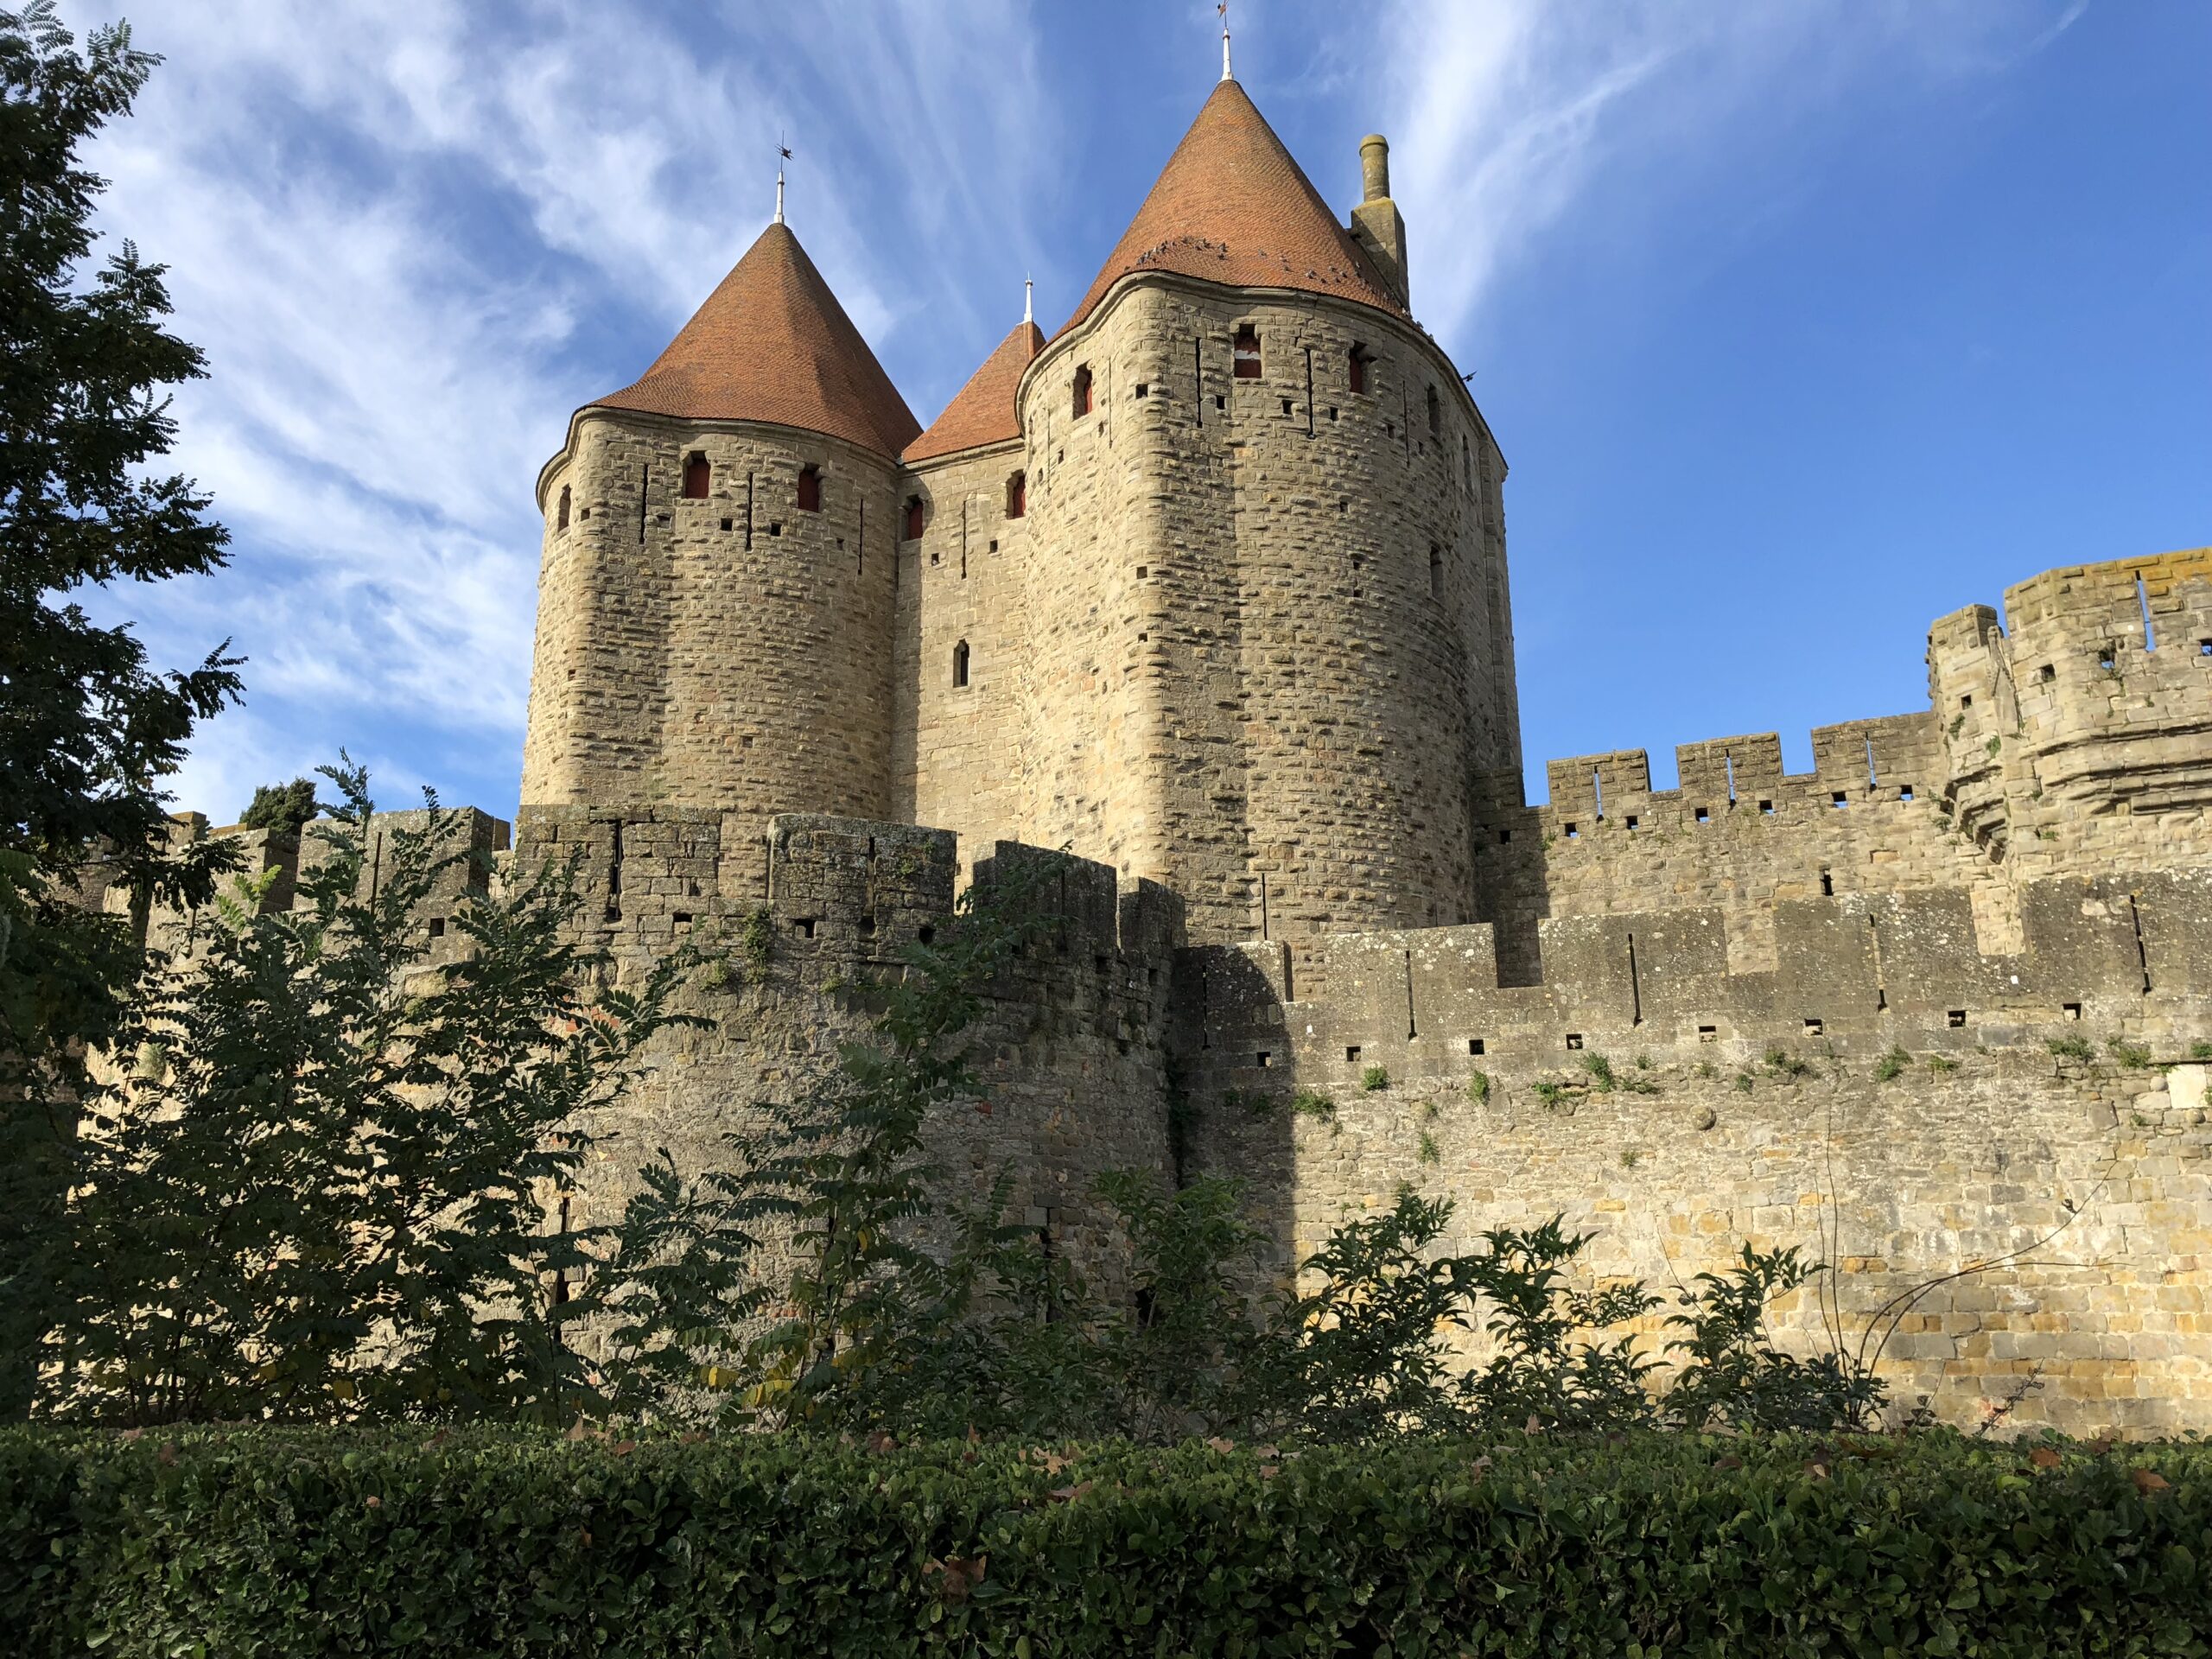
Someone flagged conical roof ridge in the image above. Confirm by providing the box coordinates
[1058,79,1407,337]
[590,221,920,460]
[904,319,1045,463]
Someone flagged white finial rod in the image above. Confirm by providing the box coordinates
[1219,2,1232,80]
[1024,276,1033,324]
[774,168,785,225]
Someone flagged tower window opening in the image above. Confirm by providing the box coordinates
[1694,806,1710,824]
[795,464,821,512]
[1348,343,1370,394]
[555,485,570,531]
[2200,639,2212,657]
[903,496,925,540]
[2039,663,2055,683]
[1135,382,1149,398]
[951,639,970,689]
[1899,785,1916,801]
[681,452,710,499]
[1006,471,1026,518]
[1426,385,1440,435]
[1233,324,1262,378]
[1428,543,1442,597]
[1072,364,1093,416]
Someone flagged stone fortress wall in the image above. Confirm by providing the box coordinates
[134,74,2212,1433]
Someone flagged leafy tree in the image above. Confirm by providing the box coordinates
[1457,1217,1662,1432]
[1664,1244,1887,1431]
[238,777,321,835]
[0,2,240,1415]
[593,850,1065,1432]
[37,764,700,1426]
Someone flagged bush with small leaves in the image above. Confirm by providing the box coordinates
[2108,1037,2152,1069]
[1360,1064,1389,1093]
[1580,1052,1618,1092]
[1872,1045,1910,1082]
[1417,1131,1440,1166]
[2046,1035,2094,1063]
[1290,1088,1337,1121]
[1764,1045,1810,1078]
[1465,1069,1491,1104]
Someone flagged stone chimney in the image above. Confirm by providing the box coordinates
[1349,133,1408,308]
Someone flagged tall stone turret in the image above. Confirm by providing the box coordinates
[522,219,919,885]
[1011,77,1519,941]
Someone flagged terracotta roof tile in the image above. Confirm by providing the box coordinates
[590,221,919,461]
[903,320,1045,463]
[1058,79,1407,338]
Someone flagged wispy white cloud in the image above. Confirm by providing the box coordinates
[61,0,1059,818]
[1371,0,2101,346]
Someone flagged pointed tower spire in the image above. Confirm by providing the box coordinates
[1218,2,1232,80]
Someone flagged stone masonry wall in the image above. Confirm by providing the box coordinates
[1015,278,1516,944]
[893,439,1034,873]
[1179,865,2212,1435]
[522,413,906,896]
[509,807,1183,1293]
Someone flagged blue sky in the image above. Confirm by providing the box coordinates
[71,0,2208,822]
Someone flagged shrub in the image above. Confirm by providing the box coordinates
[1872,1044,1910,1082]
[1764,1045,1810,1078]
[2046,1035,2095,1062]
[2193,1039,2212,1061]
[2109,1037,2152,1069]
[1360,1064,1389,1092]
[1465,1068,1490,1103]
[7,1428,2206,1657]
[1290,1087,1337,1121]
[1733,1071,1755,1093]
[1417,1130,1440,1166]
[1927,1054,1960,1075]
[237,776,321,834]
[1533,1079,1568,1109]
[1580,1052,1617,1091]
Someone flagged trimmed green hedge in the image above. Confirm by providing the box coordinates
[3,1428,2206,1656]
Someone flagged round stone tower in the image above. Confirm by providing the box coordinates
[1010,76,1520,942]
[522,219,920,851]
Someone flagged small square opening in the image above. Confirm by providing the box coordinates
[1960,694,1973,709]
[2039,664,2056,683]
[1467,1038,1485,1056]
[1565,1033,1584,1051]
[1624,815,1639,830]
[1135,565,1148,579]
[1694,806,1710,824]
[1759,799,1775,815]
[1697,1025,1718,1042]
[1947,1008,1967,1028]
[918,925,937,945]
[1564,823,1579,839]
[2062,1001,2082,1020]
[1344,1045,1362,1064]
[1898,785,1915,802]
[1135,382,1149,398]
[720,517,734,531]
[796,918,817,940]
[768,522,782,537]
[856,915,876,936]
[2199,639,2211,657]
[1803,1017,1823,1036]
[1255,1050,1273,1067]
[1497,829,1511,844]
[427,917,445,938]
[672,912,691,926]
[1214,393,1226,410]
[1831,791,1847,808]
[2098,650,2116,672]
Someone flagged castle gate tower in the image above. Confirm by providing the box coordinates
[1014,77,1520,942]
[521,217,919,877]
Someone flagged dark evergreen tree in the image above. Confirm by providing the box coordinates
[238,777,321,835]
[0,3,240,1415]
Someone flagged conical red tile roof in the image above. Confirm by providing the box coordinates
[904,320,1045,463]
[1058,79,1407,337]
[590,221,920,460]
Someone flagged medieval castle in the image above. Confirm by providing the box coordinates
[168,73,2212,1432]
